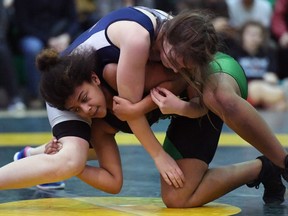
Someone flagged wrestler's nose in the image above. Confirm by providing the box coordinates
[81,104,91,114]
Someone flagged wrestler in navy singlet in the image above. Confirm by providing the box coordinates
[47,6,249,168]
[47,7,169,140]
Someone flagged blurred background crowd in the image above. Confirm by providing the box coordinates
[1,0,288,113]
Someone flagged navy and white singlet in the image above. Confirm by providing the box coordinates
[46,7,170,142]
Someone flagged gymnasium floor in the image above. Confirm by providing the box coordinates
[0,110,288,215]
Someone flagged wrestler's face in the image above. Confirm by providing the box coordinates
[159,40,185,73]
[242,24,264,53]
[65,73,107,119]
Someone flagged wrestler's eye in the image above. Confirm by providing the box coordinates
[72,107,80,113]
[81,95,88,103]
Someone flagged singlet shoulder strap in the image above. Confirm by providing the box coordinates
[134,6,171,38]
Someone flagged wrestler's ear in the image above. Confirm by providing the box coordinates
[91,72,101,85]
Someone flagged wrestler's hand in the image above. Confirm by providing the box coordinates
[113,96,141,121]
[44,137,63,155]
[151,87,182,115]
[154,150,185,188]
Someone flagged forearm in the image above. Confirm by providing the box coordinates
[77,164,122,194]
[87,120,123,193]
[127,116,185,188]
[132,95,158,116]
[177,99,207,118]
[128,116,163,158]
[135,77,187,116]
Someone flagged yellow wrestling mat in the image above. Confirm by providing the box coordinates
[1,131,288,147]
[0,197,241,216]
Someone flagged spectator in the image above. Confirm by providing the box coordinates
[13,0,79,109]
[75,0,152,31]
[226,0,272,30]
[95,0,154,18]
[154,0,177,14]
[266,0,276,8]
[0,0,25,112]
[176,0,204,13]
[229,21,287,111]
[175,0,237,53]
[271,0,288,80]
[203,0,237,52]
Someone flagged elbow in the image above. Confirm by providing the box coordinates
[109,185,122,194]
[105,177,123,194]
[110,175,123,194]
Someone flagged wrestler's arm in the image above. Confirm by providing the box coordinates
[44,132,122,194]
[76,119,123,194]
[110,23,184,187]
[105,63,188,120]
[150,86,208,118]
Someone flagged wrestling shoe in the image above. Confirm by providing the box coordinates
[13,146,31,161]
[247,156,286,205]
[282,154,288,181]
[36,182,66,190]
[13,146,65,190]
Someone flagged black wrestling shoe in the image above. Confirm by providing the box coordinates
[247,156,286,205]
[281,155,288,182]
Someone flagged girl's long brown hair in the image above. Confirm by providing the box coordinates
[159,9,219,101]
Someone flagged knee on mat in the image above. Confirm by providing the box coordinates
[162,192,189,208]
[162,191,204,208]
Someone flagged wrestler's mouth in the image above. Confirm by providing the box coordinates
[92,107,99,118]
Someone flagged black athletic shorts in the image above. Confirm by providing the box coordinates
[163,111,223,164]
